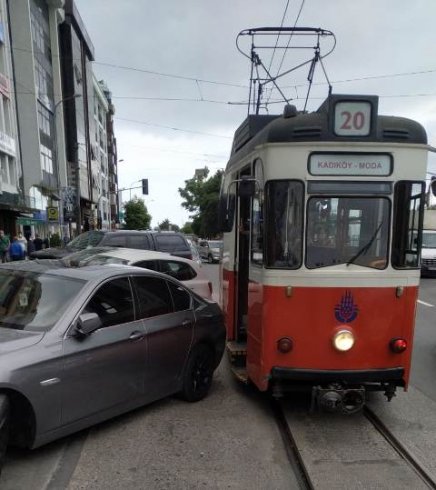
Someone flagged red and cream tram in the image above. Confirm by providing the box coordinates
[218,94,431,413]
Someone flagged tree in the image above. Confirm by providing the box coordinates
[123,197,151,230]
[158,218,180,232]
[181,222,193,234]
[179,168,223,237]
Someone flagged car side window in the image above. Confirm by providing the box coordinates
[82,278,134,328]
[128,235,151,249]
[104,235,127,247]
[158,260,196,281]
[155,235,187,252]
[131,276,173,319]
[133,260,158,271]
[167,281,191,311]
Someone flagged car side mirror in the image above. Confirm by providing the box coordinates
[75,312,102,337]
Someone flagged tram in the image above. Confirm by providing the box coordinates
[218,92,432,413]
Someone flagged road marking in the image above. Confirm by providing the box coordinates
[417,300,434,307]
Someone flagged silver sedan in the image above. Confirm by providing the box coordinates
[0,262,225,471]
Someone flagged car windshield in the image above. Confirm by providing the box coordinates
[67,231,105,250]
[62,247,115,266]
[0,269,85,331]
[85,255,129,266]
[422,232,436,248]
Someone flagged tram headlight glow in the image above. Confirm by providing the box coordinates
[333,330,355,352]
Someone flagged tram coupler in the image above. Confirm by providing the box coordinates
[311,384,365,415]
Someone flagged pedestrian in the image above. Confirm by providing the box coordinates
[43,236,49,249]
[9,236,25,261]
[17,232,27,258]
[33,234,43,251]
[27,237,35,256]
[0,230,10,263]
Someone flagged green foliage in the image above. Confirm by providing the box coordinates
[179,168,223,238]
[50,233,61,247]
[181,222,193,234]
[158,218,180,232]
[123,197,152,230]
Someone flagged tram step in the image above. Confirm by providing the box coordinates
[230,366,249,384]
[226,341,247,367]
[226,341,247,356]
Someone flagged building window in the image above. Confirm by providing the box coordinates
[37,102,51,136]
[40,144,53,174]
[0,154,7,183]
[8,156,16,186]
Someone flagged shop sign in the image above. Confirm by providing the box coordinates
[47,207,59,221]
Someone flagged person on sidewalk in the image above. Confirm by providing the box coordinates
[9,236,25,261]
[17,232,27,258]
[0,230,10,263]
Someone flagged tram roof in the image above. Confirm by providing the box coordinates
[227,94,427,169]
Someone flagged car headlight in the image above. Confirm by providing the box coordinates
[333,329,355,352]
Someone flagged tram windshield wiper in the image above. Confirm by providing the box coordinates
[347,221,384,267]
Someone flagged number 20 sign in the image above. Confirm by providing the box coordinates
[334,101,371,136]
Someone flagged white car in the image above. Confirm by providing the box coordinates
[67,248,213,299]
[421,229,436,277]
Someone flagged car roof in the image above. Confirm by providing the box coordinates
[86,247,195,264]
[0,261,162,281]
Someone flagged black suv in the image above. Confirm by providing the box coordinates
[30,230,192,260]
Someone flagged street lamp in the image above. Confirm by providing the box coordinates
[53,93,82,241]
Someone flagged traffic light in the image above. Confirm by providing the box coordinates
[142,178,149,195]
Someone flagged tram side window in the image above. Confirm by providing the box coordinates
[265,180,304,268]
[392,181,425,269]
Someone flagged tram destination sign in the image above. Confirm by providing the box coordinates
[308,153,392,176]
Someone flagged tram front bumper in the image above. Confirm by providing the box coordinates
[271,367,405,385]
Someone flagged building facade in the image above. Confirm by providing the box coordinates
[92,76,110,230]
[100,81,119,228]
[8,0,67,240]
[59,0,95,234]
[0,0,22,235]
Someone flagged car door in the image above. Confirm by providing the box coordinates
[61,276,147,425]
[131,276,194,400]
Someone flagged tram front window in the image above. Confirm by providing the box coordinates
[306,197,390,269]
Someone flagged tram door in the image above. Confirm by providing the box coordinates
[234,170,252,343]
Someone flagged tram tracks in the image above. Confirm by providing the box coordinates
[363,406,436,489]
[272,399,436,490]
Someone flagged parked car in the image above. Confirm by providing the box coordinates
[186,239,202,266]
[0,261,225,470]
[421,229,436,277]
[63,247,213,299]
[30,230,192,260]
[198,240,223,263]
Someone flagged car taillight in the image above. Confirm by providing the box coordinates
[277,337,293,353]
[390,338,407,353]
[208,282,213,295]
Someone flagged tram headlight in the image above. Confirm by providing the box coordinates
[333,330,355,352]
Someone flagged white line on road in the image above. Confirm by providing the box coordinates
[418,299,434,307]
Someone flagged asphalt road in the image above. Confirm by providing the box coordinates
[2,264,436,489]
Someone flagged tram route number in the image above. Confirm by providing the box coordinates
[334,101,371,136]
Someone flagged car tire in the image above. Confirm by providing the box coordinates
[180,344,214,402]
[208,254,213,264]
[0,394,10,473]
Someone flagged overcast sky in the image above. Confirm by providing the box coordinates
[75,0,436,227]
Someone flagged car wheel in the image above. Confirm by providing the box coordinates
[0,394,10,473]
[180,344,214,402]
[208,254,213,264]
